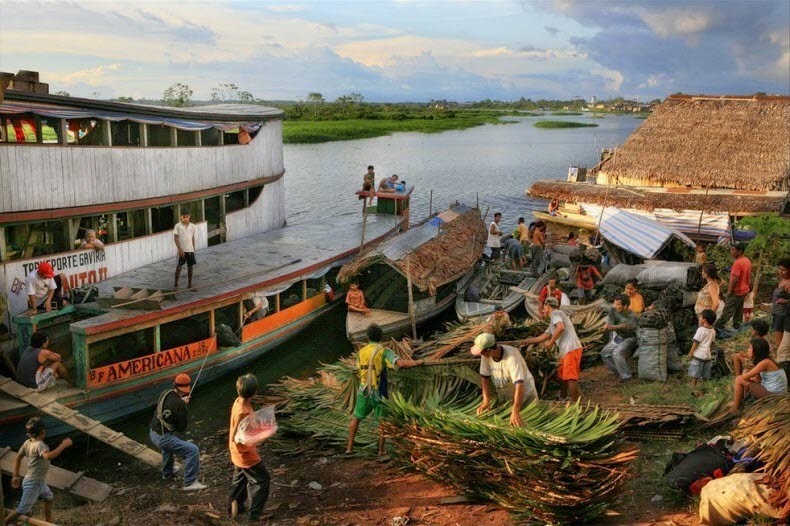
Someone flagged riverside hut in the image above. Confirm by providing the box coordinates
[528,94,790,239]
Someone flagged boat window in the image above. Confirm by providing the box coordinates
[77,119,111,146]
[147,124,173,147]
[225,190,246,213]
[179,201,204,222]
[280,282,303,309]
[76,216,110,246]
[306,278,323,300]
[114,212,133,241]
[176,129,197,147]
[152,206,176,233]
[200,128,222,146]
[248,185,264,205]
[2,220,69,261]
[130,209,149,237]
[215,303,241,334]
[159,312,211,351]
[89,327,156,369]
[110,120,141,147]
[223,128,239,145]
[1,113,55,143]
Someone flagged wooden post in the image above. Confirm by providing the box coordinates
[102,120,112,146]
[217,130,224,145]
[194,129,202,146]
[407,258,417,339]
[359,198,368,254]
[0,227,7,261]
[209,309,216,336]
[140,123,148,147]
[57,118,68,145]
[429,189,433,216]
[108,213,118,243]
[275,293,281,313]
[154,325,161,353]
[34,116,43,143]
[144,208,153,235]
[476,192,479,210]
[3,509,58,526]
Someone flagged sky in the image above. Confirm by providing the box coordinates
[1,0,788,103]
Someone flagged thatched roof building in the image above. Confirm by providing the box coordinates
[338,205,485,296]
[594,94,790,192]
[528,180,788,214]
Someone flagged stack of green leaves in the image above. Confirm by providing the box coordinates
[382,392,638,523]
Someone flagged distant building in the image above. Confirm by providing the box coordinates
[590,96,597,105]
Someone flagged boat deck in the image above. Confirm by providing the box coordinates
[70,213,403,333]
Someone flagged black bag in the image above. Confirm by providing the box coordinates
[70,285,99,304]
[216,323,241,347]
[686,266,704,291]
[464,286,481,303]
[664,444,732,493]
[710,347,731,378]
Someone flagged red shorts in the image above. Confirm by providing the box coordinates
[558,348,583,381]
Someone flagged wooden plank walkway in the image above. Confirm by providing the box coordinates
[0,447,112,502]
[0,376,161,468]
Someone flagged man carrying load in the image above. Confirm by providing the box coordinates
[345,324,425,456]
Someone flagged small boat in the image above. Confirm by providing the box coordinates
[455,263,536,322]
[339,204,486,341]
[533,206,597,230]
[516,271,605,320]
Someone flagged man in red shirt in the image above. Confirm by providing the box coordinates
[538,277,563,318]
[715,242,752,330]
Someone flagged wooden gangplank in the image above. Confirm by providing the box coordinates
[0,447,112,502]
[0,376,161,468]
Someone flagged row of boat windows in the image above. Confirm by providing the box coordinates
[88,272,339,370]
[0,114,251,147]
[0,185,264,261]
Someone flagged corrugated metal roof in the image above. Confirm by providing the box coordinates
[599,207,696,260]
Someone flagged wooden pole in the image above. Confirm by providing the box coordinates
[3,509,57,526]
[429,189,433,216]
[476,192,479,210]
[359,198,368,254]
[406,258,417,339]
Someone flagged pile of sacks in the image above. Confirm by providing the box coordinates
[603,262,703,381]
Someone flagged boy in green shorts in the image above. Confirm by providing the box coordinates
[345,324,425,456]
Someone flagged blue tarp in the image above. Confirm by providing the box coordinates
[599,207,696,260]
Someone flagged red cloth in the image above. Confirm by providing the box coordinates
[539,285,562,305]
[730,256,752,296]
[576,266,602,290]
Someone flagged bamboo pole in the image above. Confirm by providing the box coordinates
[406,258,417,339]
[3,509,57,526]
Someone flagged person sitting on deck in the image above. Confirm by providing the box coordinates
[473,333,538,426]
[149,374,207,491]
[345,324,425,456]
[346,283,370,316]
[548,198,563,217]
[25,262,64,315]
[243,291,269,324]
[361,165,375,205]
[623,279,645,315]
[601,295,638,382]
[80,229,105,250]
[575,264,602,305]
[538,277,563,318]
[730,337,787,412]
[15,331,72,391]
[377,174,398,192]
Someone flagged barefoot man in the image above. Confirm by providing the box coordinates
[174,212,197,289]
[346,282,370,316]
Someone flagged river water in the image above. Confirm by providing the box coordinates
[78,114,642,448]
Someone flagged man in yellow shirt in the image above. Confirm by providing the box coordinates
[345,324,424,456]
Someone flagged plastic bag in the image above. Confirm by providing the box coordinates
[637,327,668,381]
[601,264,646,287]
[235,405,278,446]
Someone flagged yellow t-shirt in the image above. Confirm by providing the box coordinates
[628,293,645,314]
[356,343,400,390]
[516,224,529,243]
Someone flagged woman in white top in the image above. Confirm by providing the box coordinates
[694,263,722,317]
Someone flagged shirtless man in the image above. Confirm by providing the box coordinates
[377,175,398,193]
[346,283,371,316]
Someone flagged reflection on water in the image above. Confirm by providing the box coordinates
[283,114,641,228]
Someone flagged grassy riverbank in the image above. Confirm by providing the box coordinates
[534,120,599,128]
[282,110,514,143]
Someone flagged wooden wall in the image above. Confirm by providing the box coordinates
[225,176,286,241]
[0,120,284,213]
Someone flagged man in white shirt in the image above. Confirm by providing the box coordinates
[523,297,584,401]
[25,262,58,315]
[173,213,197,289]
[487,212,503,260]
[472,332,537,427]
[243,291,270,323]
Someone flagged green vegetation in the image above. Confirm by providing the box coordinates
[283,110,513,143]
[534,120,599,129]
[635,115,649,119]
[551,111,583,116]
[519,112,543,116]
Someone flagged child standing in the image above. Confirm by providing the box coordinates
[228,374,270,523]
[688,309,717,392]
[5,418,72,525]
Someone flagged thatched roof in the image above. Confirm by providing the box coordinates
[529,180,788,214]
[338,205,486,295]
[594,94,790,191]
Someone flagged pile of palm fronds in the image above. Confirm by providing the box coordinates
[732,393,790,517]
[382,392,638,523]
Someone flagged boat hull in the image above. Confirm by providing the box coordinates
[455,265,535,322]
[533,210,597,230]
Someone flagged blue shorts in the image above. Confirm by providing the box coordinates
[688,357,712,380]
[16,479,53,514]
[772,314,785,332]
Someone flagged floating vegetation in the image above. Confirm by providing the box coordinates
[551,111,583,116]
[534,120,599,128]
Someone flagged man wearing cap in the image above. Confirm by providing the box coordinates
[472,333,537,427]
[25,262,60,315]
[149,374,206,491]
[715,242,752,331]
[523,297,584,400]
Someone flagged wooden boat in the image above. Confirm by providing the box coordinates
[339,204,486,341]
[533,209,597,230]
[455,263,536,322]
[517,271,605,320]
[0,71,409,444]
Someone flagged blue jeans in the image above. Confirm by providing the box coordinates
[16,479,53,514]
[601,336,638,379]
[150,429,200,485]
